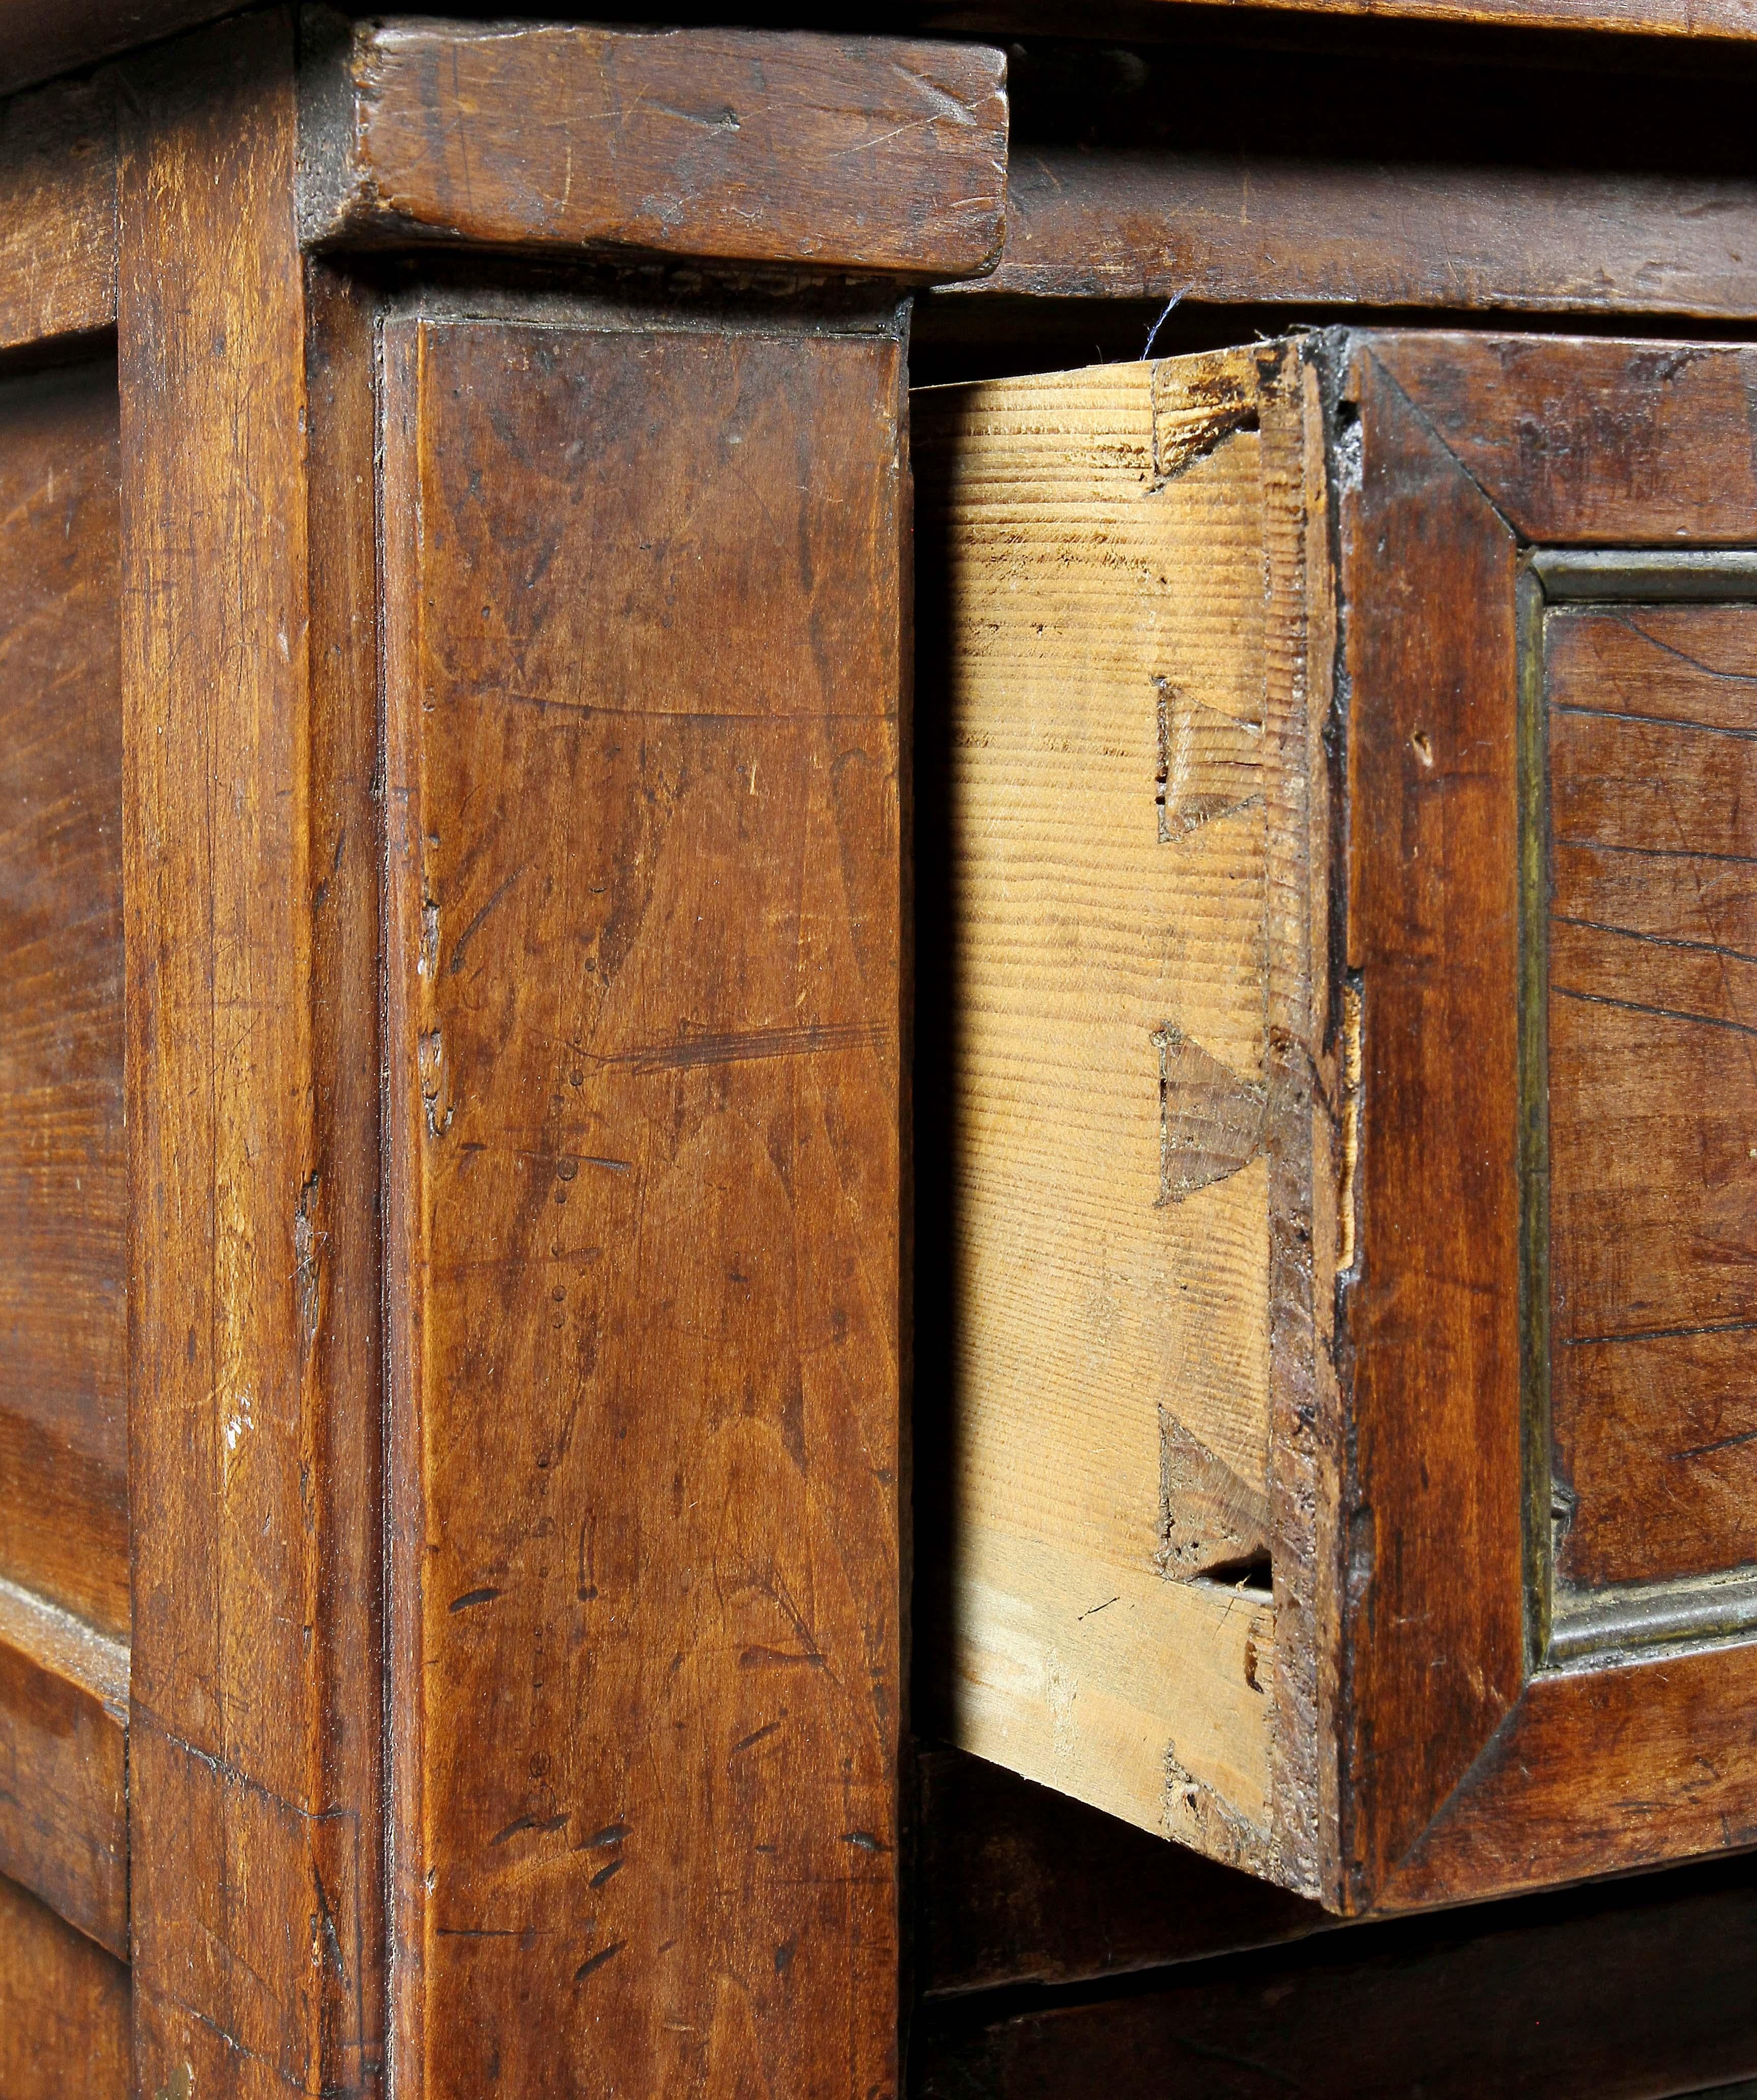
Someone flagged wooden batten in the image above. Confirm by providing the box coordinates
[965,147,1757,320]
[0,1580,128,1959]
[300,18,1008,280]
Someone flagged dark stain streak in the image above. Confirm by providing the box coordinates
[730,1720,781,1756]
[1553,985,1757,1042]
[1563,838,1757,869]
[574,1941,627,1984]
[580,1820,631,1851]
[608,1020,889,1074]
[436,1925,540,1939]
[448,1586,502,1613]
[1562,1316,1757,1348]
[1554,915,1757,968]
[448,864,527,975]
[589,1856,624,1891]
[490,1811,570,1846]
[739,1646,826,1670]
[840,1829,889,1853]
[1609,612,1757,687]
[1671,1425,1757,1461]
[1554,698,1757,738]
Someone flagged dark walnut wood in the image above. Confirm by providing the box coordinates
[914,1852,1757,2100]
[301,18,1008,280]
[962,146,1757,319]
[0,1868,129,2100]
[380,307,907,2093]
[1339,340,1527,1906]
[0,1580,127,1958]
[119,15,383,2094]
[0,77,116,351]
[1548,604,1757,1593]
[0,358,127,1642]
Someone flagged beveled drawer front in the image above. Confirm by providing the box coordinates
[917,330,1757,1916]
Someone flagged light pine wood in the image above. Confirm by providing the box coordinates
[915,355,1281,1865]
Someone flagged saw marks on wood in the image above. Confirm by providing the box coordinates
[916,353,1275,1850]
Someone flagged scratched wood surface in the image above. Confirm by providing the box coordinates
[381,309,905,2095]
[0,76,117,351]
[301,18,1008,280]
[0,1577,128,1957]
[0,1867,130,2098]
[0,357,127,1642]
[1547,604,1757,1591]
[119,15,382,2094]
[913,356,1281,1871]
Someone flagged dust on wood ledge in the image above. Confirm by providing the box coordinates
[913,342,1331,1898]
[299,16,1009,281]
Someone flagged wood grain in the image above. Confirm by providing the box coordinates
[0,357,127,1641]
[961,146,1757,319]
[913,355,1280,1868]
[0,1867,129,2100]
[1176,0,1757,37]
[0,1577,128,1957]
[1368,334,1757,545]
[381,310,905,2096]
[915,1849,1757,2100]
[1547,605,1757,1590]
[302,18,1007,281]
[0,75,117,351]
[1339,340,1525,1908]
[119,15,381,2094]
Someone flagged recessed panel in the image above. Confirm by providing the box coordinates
[1547,601,1757,1596]
[0,362,126,1637]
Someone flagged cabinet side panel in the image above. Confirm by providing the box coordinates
[0,358,126,1640]
[914,354,1278,1868]
[382,314,904,2096]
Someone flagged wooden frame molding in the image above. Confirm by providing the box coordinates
[0,74,117,353]
[954,146,1757,320]
[0,1579,128,1960]
[299,18,1009,280]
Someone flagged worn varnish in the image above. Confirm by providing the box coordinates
[0,77,117,351]
[302,19,1008,281]
[0,1578,127,1959]
[119,15,381,2093]
[381,310,905,2095]
[1548,605,1757,1593]
[0,359,127,1642]
[0,1868,130,2099]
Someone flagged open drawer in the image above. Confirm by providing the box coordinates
[914,331,1757,1914]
